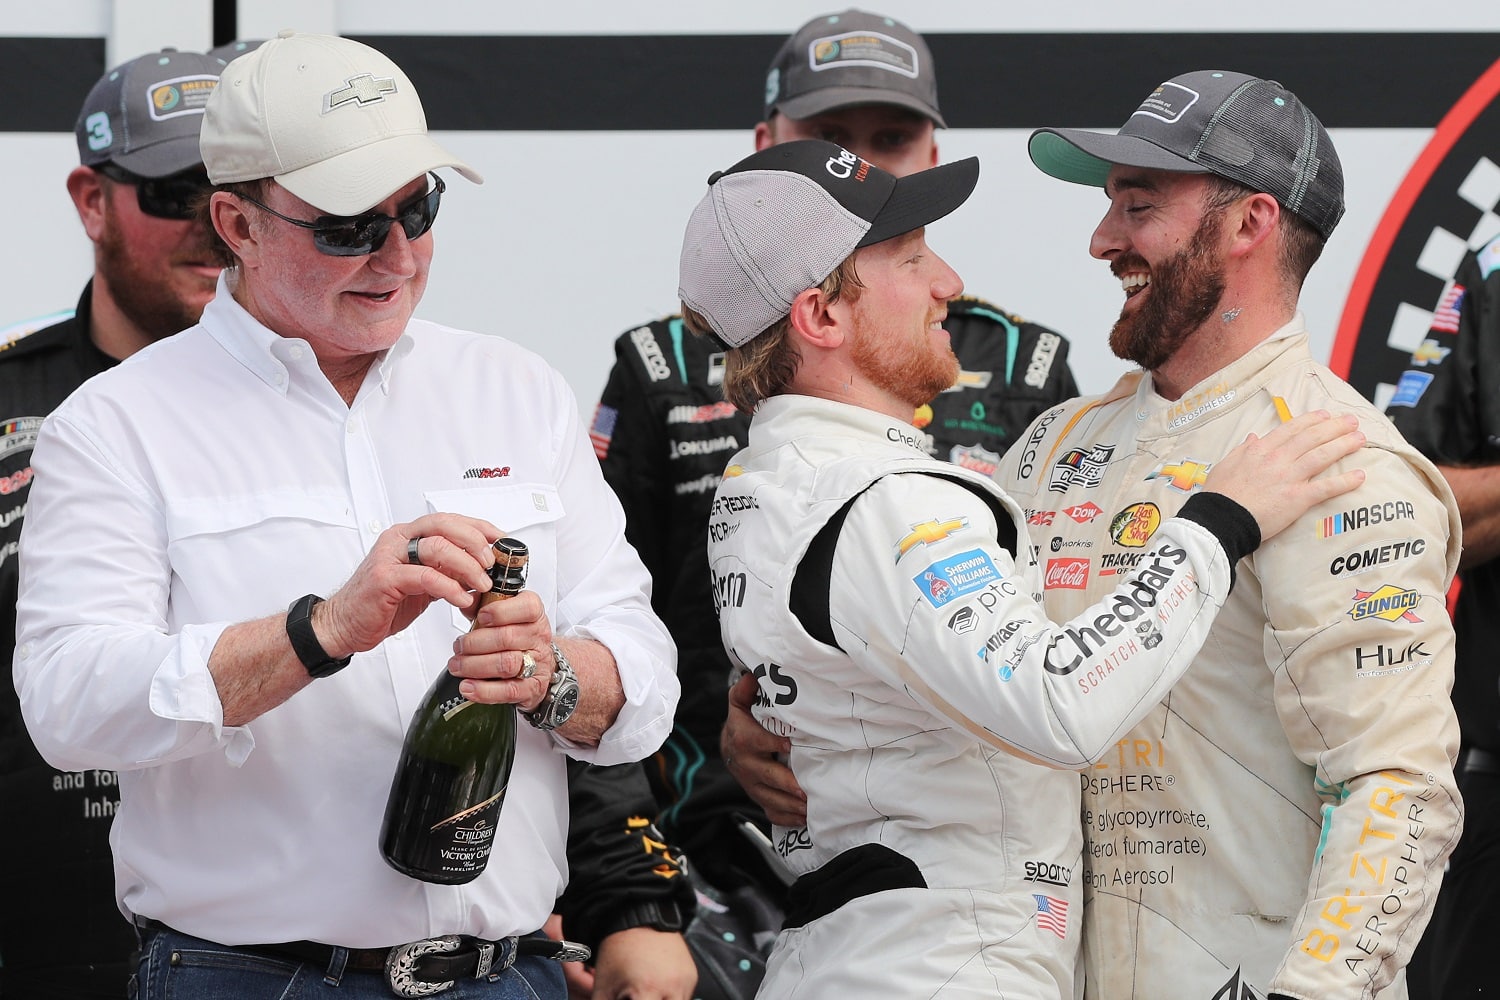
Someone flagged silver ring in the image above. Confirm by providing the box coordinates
[407,537,423,566]
[521,651,537,679]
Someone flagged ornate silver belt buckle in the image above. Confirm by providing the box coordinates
[384,934,462,998]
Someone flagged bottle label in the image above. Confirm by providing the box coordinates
[441,695,476,723]
[424,789,505,876]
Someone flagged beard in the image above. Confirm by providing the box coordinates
[1108,215,1227,371]
[851,312,959,410]
[96,204,214,342]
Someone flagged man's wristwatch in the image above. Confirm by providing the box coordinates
[286,594,352,679]
[523,641,581,731]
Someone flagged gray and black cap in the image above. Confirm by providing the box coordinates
[1029,69,1344,241]
[764,9,945,127]
[678,139,978,349]
[75,48,223,177]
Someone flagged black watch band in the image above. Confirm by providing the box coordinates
[596,899,690,939]
[286,594,352,679]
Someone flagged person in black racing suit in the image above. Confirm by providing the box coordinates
[1387,234,1500,1000]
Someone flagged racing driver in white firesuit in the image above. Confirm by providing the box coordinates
[1001,71,1463,999]
[678,138,1368,998]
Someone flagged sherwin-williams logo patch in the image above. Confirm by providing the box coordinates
[913,548,1000,608]
[1347,584,1423,623]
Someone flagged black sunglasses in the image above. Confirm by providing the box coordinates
[96,163,213,221]
[234,174,445,257]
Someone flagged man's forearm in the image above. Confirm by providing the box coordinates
[1439,463,1500,567]
[553,638,626,746]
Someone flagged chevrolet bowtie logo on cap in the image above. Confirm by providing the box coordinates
[323,73,398,114]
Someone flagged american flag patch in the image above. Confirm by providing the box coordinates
[590,404,618,460]
[1431,283,1465,333]
[1034,894,1069,939]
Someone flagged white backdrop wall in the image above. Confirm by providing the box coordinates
[4,2,1497,413]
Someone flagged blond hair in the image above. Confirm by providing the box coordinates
[681,255,864,413]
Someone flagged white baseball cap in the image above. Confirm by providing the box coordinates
[200,30,481,215]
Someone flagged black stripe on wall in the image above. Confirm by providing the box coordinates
[2,37,105,131]
[5,32,1495,133]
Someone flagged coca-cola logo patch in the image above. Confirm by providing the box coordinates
[1045,557,1090,590]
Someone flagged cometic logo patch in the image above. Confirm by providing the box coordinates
[1329,537,1426,576]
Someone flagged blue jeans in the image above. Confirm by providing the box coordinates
[129,924,565,999]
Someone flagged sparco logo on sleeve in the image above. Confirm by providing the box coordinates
[630,326,673,382]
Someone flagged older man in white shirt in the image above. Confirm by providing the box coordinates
[14,31,676,1000]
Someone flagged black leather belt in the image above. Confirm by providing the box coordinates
[1461,746,1500,775]
[143,920,589,998]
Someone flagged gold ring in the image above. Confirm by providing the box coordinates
[521,651,537,679]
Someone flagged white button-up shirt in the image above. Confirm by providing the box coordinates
[14,275,678,948]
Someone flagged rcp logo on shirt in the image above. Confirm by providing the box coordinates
[913,548,1001,608]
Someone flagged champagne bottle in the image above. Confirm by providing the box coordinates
[379,536,527,884]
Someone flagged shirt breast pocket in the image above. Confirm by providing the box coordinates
[422,484,565,631]
[164,492,355,620]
